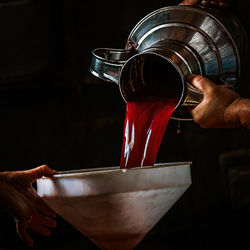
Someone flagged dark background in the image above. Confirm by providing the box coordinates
[0,0,249,249]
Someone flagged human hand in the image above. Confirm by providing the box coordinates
[0,165,57,246]
[180,0,201,5]
[187,74,242,128]
[180,0,230,7]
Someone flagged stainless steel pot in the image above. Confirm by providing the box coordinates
[89,5,247,120]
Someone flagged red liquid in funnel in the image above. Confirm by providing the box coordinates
[120,97,178,169]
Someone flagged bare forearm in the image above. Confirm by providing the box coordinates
[225,98,250,128]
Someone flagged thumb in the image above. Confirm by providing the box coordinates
[187,74,216,94]
[26,165,57,183]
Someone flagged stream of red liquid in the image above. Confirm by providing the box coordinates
[120,97,179,169]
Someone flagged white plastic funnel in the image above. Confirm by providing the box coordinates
[37,162,191,250]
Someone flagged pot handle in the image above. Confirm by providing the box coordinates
[89,48,133,84]
[182,82,204,106]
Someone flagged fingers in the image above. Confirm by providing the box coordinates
[1,167,57,247]
[187,74,216,94]
[11,201,32,223]
[16,220,34,246]
[35,195,57,218]
[28,223,52,237]
[29,212,56,233]
[27,210,56,237]
[0,184,33,222]
[16,211,57,246]
[188,102,204,125]
[36,214,57,228]
[26,165,57,182]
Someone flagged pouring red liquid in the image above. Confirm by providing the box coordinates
[120,96,179,169]
[120,54,183,169]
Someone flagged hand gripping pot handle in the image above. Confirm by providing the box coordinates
[89,4,247,120]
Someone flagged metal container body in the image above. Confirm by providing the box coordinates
[89,5,247,120]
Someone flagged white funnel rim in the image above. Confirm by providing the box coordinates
[37,162,192,198]
[52,161,192,178]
